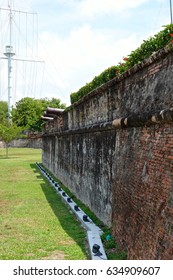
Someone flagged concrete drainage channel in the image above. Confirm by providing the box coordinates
[36,162,107,260]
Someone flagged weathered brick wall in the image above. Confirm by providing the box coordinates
[113,124,173,259]
[42,127,115,225]
[42,46,173,259]
[65,46,173,130]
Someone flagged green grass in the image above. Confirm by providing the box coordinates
[101,231,127,260]
[0,148,88,260]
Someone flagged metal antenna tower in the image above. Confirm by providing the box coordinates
[0,0,44,124]
[3,45,15,123]
[170,0,173,24]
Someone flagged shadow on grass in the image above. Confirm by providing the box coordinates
[0,156,21,159]
[30,163,88,259]
[30,163,45,179]
[0,150,25,159]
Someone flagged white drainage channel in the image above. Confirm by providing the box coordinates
[36,162,107,260]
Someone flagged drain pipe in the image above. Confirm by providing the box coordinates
[36,163,107,260]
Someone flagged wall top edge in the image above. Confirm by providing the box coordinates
[65,44,173,111]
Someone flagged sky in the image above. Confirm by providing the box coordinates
[0,0,171,106]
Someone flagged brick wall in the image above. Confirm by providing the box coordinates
[113,124,173,259]
[42,46,173,259]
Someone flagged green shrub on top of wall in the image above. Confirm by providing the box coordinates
[70,24,173,104]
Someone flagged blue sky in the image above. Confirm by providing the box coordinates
[0,0,171,105]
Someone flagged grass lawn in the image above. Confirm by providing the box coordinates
[0,148,88,260]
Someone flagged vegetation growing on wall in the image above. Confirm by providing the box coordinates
[70,24,173,104]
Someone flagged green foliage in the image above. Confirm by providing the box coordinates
[0,124,22,144]
[101,232,127,260]
[12,97,43,131]
[108,251,127,260]
[12,97,66,132]
[70,24,173,104]
[0,101,8,124]
[43,97,66,110]
[126,24,173,68]
[0,124,23,157]
[70,66,118,103]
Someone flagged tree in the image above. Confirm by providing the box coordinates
[41,97,66,110]
[0,124,23,158]
[12,97,44,131]
[12,97,66,131]
[0,101,8,124]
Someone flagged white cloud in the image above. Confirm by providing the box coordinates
[38,24,141,104]
[75,0,149,17]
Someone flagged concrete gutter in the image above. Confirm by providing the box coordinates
[36,162,107,260]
